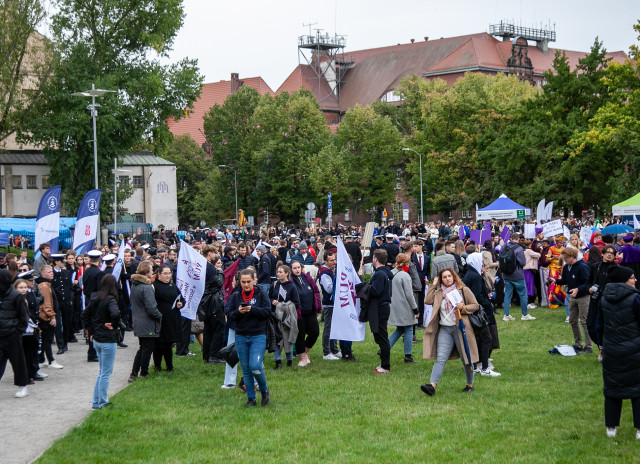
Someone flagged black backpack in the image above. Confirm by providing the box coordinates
[498,244,517,275]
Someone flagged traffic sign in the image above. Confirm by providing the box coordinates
[382,208,387,218]
[307,202,316,211]
[403,203,409,210]
[581,209,588,216]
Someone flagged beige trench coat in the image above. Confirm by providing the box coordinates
[423,284,480,365]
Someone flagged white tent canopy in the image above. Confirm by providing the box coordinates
[476,194,531,220]
[612,192,640,216]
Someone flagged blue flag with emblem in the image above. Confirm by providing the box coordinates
[72,189,102,255]
[34,185,62,254]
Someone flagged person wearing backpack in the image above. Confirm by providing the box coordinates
[500,233,535,321]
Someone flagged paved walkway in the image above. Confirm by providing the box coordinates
[0,338,137,464]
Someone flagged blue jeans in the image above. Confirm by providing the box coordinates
[259,284,270,296]
[235,334,268,401]
[564,293,571,317]
[93,341,117,408]
[389,325,414,355]
[503,279,529,317]
[430,325,474,385]
[274,345,293,362]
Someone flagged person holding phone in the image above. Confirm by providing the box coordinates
[421,268,479,396]
[227,268,272,407]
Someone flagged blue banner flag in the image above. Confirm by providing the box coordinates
[72,189,102,255]
[34,186,62,253]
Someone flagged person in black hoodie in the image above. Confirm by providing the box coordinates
[152,265,183,372]
[227,268,272,407]
[269,264,300,369]
[201,249,225,364]
[82,275,121,409]
[598,266,640,439]
[587,244,618,353]
[0,269,30,397]
[16,272,46,382]
[369,249,394,374]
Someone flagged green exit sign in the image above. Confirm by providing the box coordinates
[516,210,525,218]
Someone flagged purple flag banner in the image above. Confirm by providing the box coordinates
[458,225,465,239]
[470,229,492,246]
[484,221,491,230]
[500,225,511,243]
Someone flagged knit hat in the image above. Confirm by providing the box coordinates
[608,266,634,284]
[298,241,308,249]
[256,245,266,253]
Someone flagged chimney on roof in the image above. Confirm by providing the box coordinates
[424,37,429,41]
[410,38,415,43]
[231,73,243,94]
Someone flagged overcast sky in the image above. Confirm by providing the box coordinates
[164,0,639,91]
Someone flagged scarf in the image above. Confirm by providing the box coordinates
[441,283,458,322]
[397,265,409,273]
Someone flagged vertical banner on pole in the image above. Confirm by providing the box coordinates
[73,189,102,255]
[34,185,62,254]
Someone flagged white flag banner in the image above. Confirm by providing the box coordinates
[111,241,127,282]
[536,199,546,225]
[330,238,366,342]
[580,227,593,248]
[544,201,554,222]
[175,240,207,321]
[251,240,263,259]
[634,215,640,230]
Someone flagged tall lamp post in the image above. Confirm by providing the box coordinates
[402,148,424,223]
[218,165,238,225]
[113,160,131,240]
[71,83,117,190]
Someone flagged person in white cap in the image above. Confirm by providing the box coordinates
[82,250,104,362]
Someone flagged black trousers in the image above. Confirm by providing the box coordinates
[295,312,320,352]
[416,289,426,326]
[60,301,74,343]
[40,323,55,363]
[475,327,492,370]
[203,316,224,361]
[605,396,640,428]
[372,305,391,370]
[73,292,83,332]
[0,334,29,387]
[153,341,174,371]
[132,337,156,376]
[54,311,65,348]
[22,334,40,379]
[175,316,192,355]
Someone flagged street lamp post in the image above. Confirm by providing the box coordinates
[218,165,238,225]
[113,159,131,240]
[402,148,424,223]
[71,83,117,190]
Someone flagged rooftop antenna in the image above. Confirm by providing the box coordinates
[303,21,317,37]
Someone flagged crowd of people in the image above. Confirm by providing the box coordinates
[0,216,639,438]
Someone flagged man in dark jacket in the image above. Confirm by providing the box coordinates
[502,234,535,321]
[236,244,256,270]
[369,249,394,373]
[255,245,272,295]
[51,254,75,353]
[550,246,592,353]
[82,250,104,361]
[0,269,30,397]
[344,236,362,273]
[381,234,400,266]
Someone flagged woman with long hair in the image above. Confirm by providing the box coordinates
[81,274,121,409]
[290,260,321,367]
[421,268,479,396]
[269,264,300,369]
[388,253,419,363]
[152,265,183,372]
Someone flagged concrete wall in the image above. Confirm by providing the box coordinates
[1,164,50,216]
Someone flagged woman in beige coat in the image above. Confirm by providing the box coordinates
[421,268,479,396]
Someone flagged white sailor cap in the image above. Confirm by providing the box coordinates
[102,253,117,262]
[141,244,150,249]
[17,269,36,280]
[50,253,66,260]
[263,242,272,248]
[385,233,395,239]
[87,250,102,258]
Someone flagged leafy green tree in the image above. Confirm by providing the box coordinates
[24,0,202,218]
[250,90,330,223]
[157,135,221,227]
[0,0,53,146]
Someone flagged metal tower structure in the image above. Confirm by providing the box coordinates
[489,21,556,53]
[298,28,354,106]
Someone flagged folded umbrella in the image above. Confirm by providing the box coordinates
[457,307,473,371]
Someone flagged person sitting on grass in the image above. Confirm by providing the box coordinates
[421,268,479,396]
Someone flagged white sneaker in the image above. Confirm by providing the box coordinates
[36,371,48,378]
[334,351,342,358]
[220,384,235,390]
[606,427,617,438]
[481,368,501,377]
[323,353,339,360]
[15,386,29,398]
[565,316,570,323]
[49,361,63,369]
[503,315,515,321]
[527,303,536,310]
[521,314,536,321]
[473,365,481,374]
[636,429,640,440]
[39,362,48,369]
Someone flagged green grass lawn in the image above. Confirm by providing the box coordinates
[37,308,638,464]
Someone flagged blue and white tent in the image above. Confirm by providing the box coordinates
[476,194,531,220]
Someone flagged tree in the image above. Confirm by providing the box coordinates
[157,134,221,227]
[24,0,203,218]
[0,0,53,145]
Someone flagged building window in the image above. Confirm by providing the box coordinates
[380,90,404,103]
[27,175,37,189]
[448,211,453,219]
[134,213,144,222]
[119,176,130,186]
[461,210,473,219]
[42,175,50,189]
[12,175,22,189]
[132,176,143,188]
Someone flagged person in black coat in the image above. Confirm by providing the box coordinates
[152,265,183,372]
[586,244,618,351]
[598,266,640,439]
[201,250,225,364]
[52,254,75,353]
[82,251,105,362]
[81,275,121,409]
[369,249,394,373]
[0,270,30,397]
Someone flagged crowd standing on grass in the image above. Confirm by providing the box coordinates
[1,217,640,438]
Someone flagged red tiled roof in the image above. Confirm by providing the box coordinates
[279,32,628,114]
[167,76,274,146]
[276,64,340,111]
